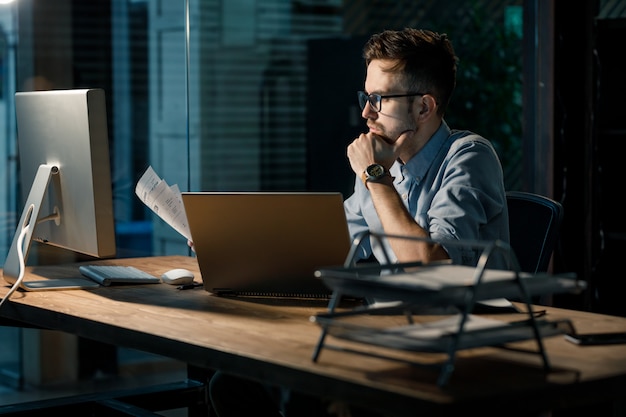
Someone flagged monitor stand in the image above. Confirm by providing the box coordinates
[2,164,100,291]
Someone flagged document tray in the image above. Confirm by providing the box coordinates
[310,232,583,387]
[315,264,582,305]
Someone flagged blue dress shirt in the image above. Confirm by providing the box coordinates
[344,121,510,269]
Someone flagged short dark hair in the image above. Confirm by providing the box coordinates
[363,28,458,115]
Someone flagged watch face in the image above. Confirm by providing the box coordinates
[367,164,385,177]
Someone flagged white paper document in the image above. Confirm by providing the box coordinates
[322,314,567,352]
[135,166,192,241]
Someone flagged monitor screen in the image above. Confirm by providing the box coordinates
[2,88,116,291]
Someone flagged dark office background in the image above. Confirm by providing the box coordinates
[1,0,626,402]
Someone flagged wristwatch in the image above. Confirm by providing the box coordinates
[361,163,390,184]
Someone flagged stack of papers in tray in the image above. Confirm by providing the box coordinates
[377,265,532,289]
[315,313,573,352]
[316,264,582,303]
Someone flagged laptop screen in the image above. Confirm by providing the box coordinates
[182,192,351,298]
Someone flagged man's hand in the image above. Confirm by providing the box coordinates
[347,132,395,175]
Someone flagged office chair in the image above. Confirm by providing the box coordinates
[506,191,564,274]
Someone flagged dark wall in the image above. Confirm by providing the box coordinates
[552,0,626,317]
[550,1,595,309]
[587,18,626,317]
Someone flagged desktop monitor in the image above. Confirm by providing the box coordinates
[2,88,116,291]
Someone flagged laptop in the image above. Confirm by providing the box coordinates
[181,192,352,298]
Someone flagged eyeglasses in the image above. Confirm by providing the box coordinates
[357,91,426,113]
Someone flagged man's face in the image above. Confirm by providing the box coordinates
[362,59,418,144]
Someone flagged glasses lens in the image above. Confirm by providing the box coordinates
[369,94,381,112]
[357,91,368,110]
[357,92,381,112]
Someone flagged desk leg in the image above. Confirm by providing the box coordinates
[186,365,214,417]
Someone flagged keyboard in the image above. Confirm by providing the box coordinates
[79,265,161,286]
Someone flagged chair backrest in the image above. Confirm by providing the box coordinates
[506,191,564,274]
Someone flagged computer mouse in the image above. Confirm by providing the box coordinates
[161,268,195,285]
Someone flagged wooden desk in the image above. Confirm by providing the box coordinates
[2,256,626,417]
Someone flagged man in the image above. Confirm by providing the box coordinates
[345,28,509,269]
[209,28,509,417]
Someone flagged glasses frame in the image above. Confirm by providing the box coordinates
[357,91,427,113]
